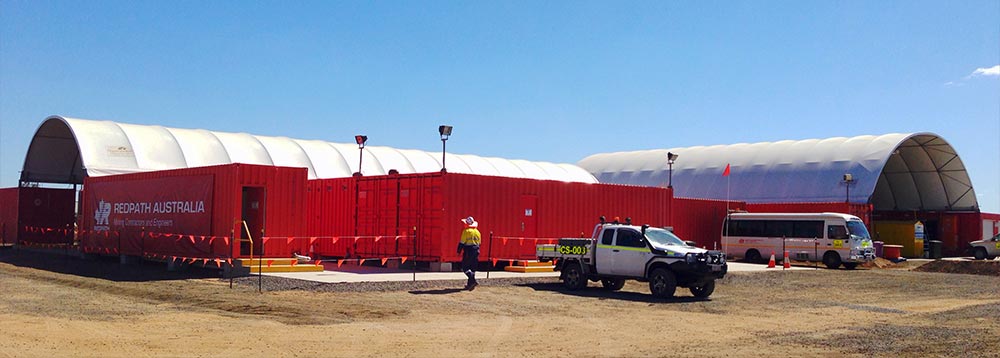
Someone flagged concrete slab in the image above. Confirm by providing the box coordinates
[726,262,812,272]
[262,261,812,284]
[264,268,558,283]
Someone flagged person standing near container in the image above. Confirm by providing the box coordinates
[457,216,481,290]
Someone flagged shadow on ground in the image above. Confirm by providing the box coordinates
[408,288,468,295]
[0,247,223,282]
[518,281,711,303]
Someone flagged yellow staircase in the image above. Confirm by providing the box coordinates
[239,258,324,273]
[504,260,556,273]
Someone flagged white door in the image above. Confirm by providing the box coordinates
[612,228,650,277]
[595,229,616,273]
[826,223,849,259]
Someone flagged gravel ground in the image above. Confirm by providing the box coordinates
[3,248,1000,357]
[231,274,560,293]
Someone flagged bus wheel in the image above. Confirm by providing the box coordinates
[744,249,762,264]
[823,251,842,269]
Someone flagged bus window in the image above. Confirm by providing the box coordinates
[793,221,824,238]
[828,225,848,240]
[765,221,793,238]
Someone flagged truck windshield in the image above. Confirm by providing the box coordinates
[644,228,687,247]
[846,220,871,240]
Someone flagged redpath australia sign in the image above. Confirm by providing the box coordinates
[87,175,213,235]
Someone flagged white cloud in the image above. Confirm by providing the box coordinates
[969,65,1000,77]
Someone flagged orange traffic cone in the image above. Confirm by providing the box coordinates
[783,251,791,269]
[767,252,776,268]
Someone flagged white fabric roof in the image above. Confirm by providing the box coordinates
[21,116,597,184]
[578,133,978,211]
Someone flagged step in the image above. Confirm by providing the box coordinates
[248,264,324,273]
[239,258,299,267]
[504,265,555,273]
[511,260,552,267]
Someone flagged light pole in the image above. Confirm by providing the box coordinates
[843,173,854,203]
[438,125,453,172]
[355,135,368,176]
[667,152,679,189]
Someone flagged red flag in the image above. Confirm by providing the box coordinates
[722,163,731,177]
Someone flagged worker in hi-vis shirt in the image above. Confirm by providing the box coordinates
[457,216,481,290]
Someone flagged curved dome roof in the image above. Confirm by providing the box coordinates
[578,133,978,211]
[21,116,597,184]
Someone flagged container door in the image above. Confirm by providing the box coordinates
[520,194,537,238]
[241,187,266,256]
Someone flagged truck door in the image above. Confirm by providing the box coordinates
[596,229,615,272]
[612,228,649,277]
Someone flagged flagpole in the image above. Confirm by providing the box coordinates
[724,164,731,251]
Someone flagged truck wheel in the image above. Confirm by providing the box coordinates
[823,251,842,269]
[689,280,715,299]
[973,247,988,260]
[601,278,625,291]
[744,249,762,264]
[562,263,587,291]
[648,268,676,298]
[843,263,858,270]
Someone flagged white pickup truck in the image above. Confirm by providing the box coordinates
[970,233,1000,260]
[537,218,727,298]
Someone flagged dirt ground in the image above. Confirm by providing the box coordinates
[1,250,999,358]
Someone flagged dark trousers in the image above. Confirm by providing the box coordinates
[461,246,480,286]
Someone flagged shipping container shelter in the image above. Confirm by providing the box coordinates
[301,172,675,263]
[78,163,307,260]
[581,133,990,257]
[0,187,76,248]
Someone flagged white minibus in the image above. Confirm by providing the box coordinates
[722,212,875,269]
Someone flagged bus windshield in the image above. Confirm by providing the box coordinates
[846,220,871,240]
[644,228,687,247]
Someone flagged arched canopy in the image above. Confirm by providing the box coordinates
[578,133,978,211]
[21,116,598,184]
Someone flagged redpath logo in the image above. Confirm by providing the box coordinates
[94,200,111,231]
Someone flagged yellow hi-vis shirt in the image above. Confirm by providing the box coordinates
[460,227,481,247]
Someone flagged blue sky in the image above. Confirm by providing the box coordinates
[1,0,998,212]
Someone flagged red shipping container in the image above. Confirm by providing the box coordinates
[673,197,747,250]
[0,187,76,247]
[79,163,307,259]
[0,188,19,245]
[306,172,676,263]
